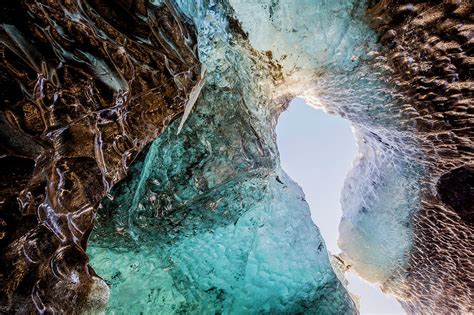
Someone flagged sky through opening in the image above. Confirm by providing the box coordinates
[276,97,404,314]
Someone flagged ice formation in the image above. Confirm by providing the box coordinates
[88,1,356,312]
[0,0,472,314]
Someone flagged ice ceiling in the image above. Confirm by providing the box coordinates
[0,0,472,314]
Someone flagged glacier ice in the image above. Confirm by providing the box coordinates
[0,0,200,312]
[226,0,424,297]
[222,1,474,313]
[88,0,423,312]
[90,0,472,313]
[87,1,358,312]
[91,0,470,311]
[1,0,472,313]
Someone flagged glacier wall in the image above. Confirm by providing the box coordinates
[227,0,424,295]
[89,0,473,313]
[1,0,471,313]
[0,0,201,312]
[223,1,474,314]
[88,0,358,313]
[89,0,424,312]
[226,0,474,313]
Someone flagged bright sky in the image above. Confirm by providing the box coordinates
[276,97,405,314]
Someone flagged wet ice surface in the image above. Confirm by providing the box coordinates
[0,1,200,312]
[277,98,405,314]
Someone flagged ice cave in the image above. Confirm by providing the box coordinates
[0,0,472,314]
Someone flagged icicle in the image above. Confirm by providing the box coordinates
[177,67,206,134]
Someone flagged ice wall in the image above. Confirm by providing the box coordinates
[88,0,425,312]
[225,1,474,313]
[88,0,357,313]
[1,0,470,313]
[227,0,424,294]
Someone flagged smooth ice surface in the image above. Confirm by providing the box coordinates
[277,98,404,314]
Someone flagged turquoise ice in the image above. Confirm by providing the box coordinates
[88,0,425,313]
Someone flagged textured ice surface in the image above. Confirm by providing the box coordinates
[227,0,425,291]
[195,0,419,292]
[89,79,355,314]
[89,163,353,313]
[228,0,377,75]
[0,1,200,312]
[339,128,422,284]
[87,0,424,312]
[366,2,473,313]
[2,0,470,313]
[88,0,357,313]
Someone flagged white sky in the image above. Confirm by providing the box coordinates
[276,97,405,314]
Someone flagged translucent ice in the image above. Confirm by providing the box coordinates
[86,0,424,312]
[88,1,358,313]
[0,0,464,312]
[89,0,470,313]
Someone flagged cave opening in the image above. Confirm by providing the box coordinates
[276,97,404,314]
